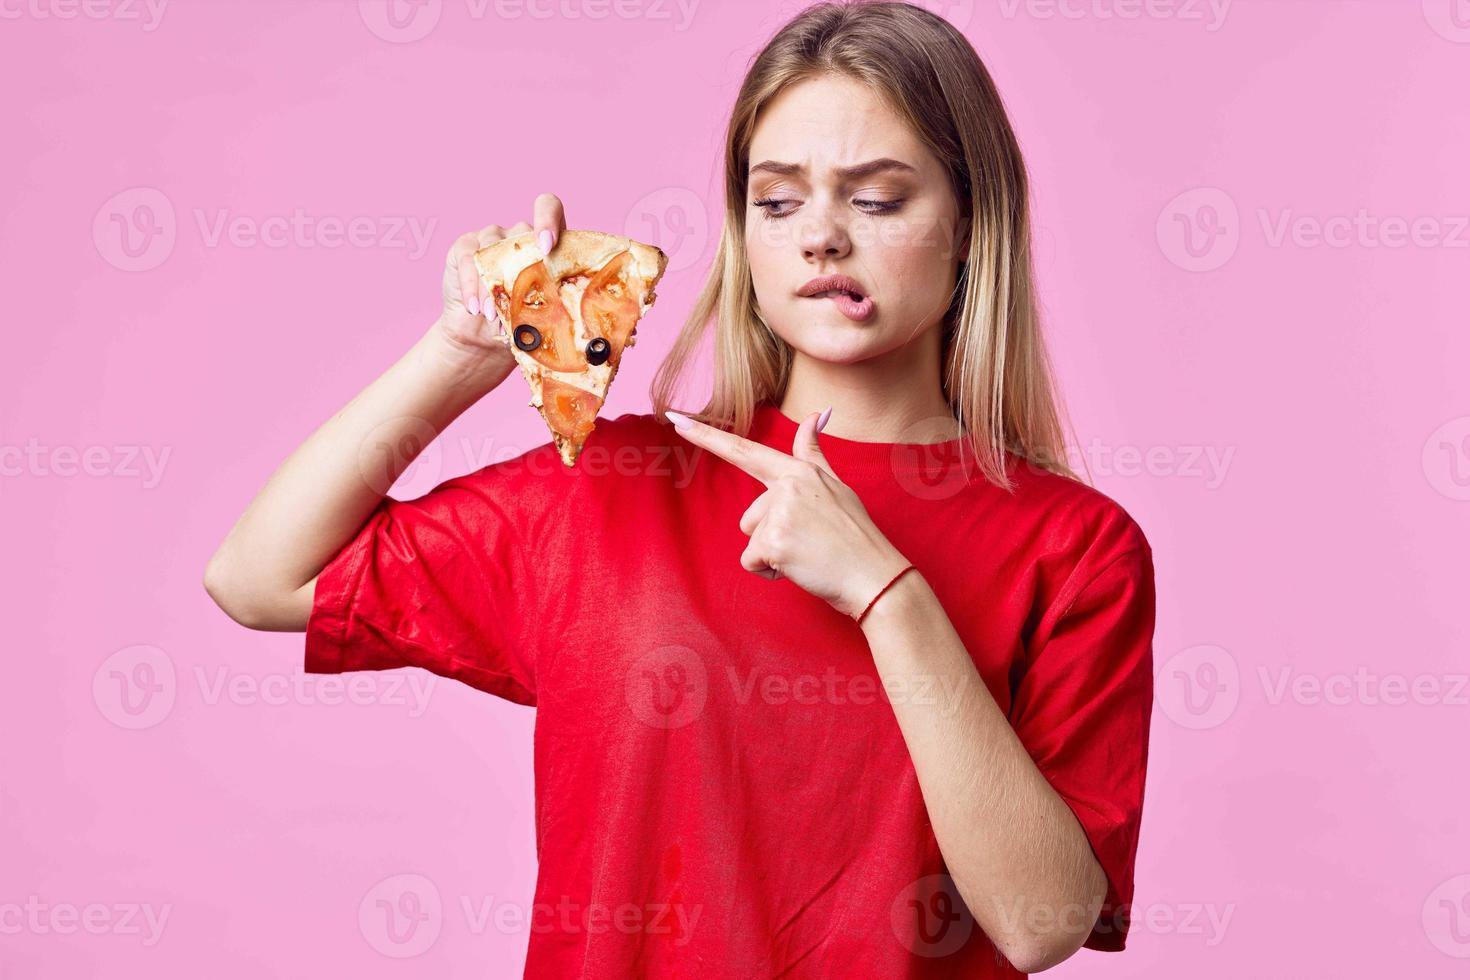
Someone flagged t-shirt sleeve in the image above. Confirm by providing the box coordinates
[1008,532,1156,953]
[303,467,539,706]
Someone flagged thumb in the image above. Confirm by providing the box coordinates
[791,406,836,475]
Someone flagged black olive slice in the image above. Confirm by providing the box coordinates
[514,324,542,352]
[585,337,611,366]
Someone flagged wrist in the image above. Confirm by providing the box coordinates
[849,556,920,625]
[856,567,926,633]
[419,319,513,394]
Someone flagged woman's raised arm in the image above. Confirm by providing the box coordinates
[203,195,568,631]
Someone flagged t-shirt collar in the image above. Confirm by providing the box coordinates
[744,400,980,480]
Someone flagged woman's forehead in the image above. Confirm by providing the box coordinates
[749,81,934,181]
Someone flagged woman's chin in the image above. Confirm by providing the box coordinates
[785,322,894,364]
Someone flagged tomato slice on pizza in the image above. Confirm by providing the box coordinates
[475,230,668,466]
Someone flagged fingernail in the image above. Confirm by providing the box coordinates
[816,405,832,432]
[665,410,694,430]
[538,229,554,254]
[466,294,480,316]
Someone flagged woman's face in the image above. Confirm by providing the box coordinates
[744,73,967,366]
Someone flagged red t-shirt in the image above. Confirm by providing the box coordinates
[305,400,1156,978]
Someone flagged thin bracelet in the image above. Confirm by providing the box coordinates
[854,563,918,625]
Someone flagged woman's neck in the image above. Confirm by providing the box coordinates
[777,340,959,444]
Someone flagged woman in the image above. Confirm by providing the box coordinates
[205,2,1155,976]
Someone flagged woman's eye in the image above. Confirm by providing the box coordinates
[751,197,906,219]
[752,198,796,218]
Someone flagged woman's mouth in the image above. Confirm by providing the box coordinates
[806,289,876,322]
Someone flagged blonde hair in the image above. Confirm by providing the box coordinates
[649,0,1080,489]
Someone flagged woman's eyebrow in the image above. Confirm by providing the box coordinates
[748,158,917,181]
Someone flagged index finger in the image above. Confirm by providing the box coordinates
[665,411,796,486]
[532,192,566,253]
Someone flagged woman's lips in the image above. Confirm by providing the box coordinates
[806,289,875,322]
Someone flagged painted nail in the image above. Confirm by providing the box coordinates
[665,410,694,429]
[538,229,555,255]
[466,294,480,316]
[816,405,832,432]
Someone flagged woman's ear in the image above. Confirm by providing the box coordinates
[953,213,972,264]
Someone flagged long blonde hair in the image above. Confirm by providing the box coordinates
[649,0,1079,489]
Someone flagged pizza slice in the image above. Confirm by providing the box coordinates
[474,229,668,466]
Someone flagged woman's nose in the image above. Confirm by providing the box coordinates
[795,203,851,260]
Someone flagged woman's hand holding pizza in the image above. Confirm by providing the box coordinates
[665,408,914,620]
[431,192,567,373]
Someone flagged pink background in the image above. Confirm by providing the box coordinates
[4,0,1468,976]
